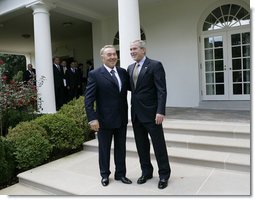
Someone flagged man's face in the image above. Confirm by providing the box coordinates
[101,48,118,68]
[61,61,67,67]
[130,43,145,62]
[54,58,60,65]
[70,62,75,68]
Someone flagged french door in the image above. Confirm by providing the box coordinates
[201,28,250,100]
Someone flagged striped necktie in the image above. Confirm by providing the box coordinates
[133,63,139,88]
[110,70,120,90]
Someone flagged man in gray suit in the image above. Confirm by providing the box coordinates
[127,40,171,189]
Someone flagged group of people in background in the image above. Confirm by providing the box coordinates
[24,57,94,111]
[53,57,94,110]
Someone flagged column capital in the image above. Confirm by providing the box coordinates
[26,0,56,12]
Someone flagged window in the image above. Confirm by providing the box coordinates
[113,29,146,45]
[203,4,250,31]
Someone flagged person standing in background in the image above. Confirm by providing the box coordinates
[23,63,36,85]
[85,60,94,85]
[60,60,68,104]
[66,61,80,101]
[53,57,65,110]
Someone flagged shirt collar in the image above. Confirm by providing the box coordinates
[137,56,146,67]
[104,64,117,73]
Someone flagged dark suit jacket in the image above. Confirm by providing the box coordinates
[127,57,167,123]
[23,69,36,83]
[53,64,64,89]
[85,66,129,129]
[66,68,80,88]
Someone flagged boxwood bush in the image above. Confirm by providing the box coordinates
[6,122,52,171]
[1,109,37,136]
[0,137,16,184]
[58,96,91,141]
[33,113,84,151]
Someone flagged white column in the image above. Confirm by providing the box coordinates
[118,0,141,120]
[28,2,56,113]
[118,0,141,68]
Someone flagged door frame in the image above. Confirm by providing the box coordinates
[200,26,250,101]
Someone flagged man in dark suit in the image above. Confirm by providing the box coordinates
[23,63,36,85]
[127,40,171,189]
[86,60,94,77]
[85,45,132,186]
[53,57,65,110]
[66,61,80,101]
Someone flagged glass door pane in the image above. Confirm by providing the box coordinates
[203,36,226,97]
[230,32,250,96]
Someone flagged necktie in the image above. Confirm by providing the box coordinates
[110,70,120,90]
[133,63,139,88]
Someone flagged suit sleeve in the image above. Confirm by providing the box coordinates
[85,71,97,122]
[154,62,167,115]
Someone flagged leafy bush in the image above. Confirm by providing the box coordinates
[13,71,23,82]
[6,122,52,170]
[1,108,38,136]
[0,137,16,184]
[0,68,41,136]
[59,96,91,141]
[33,113,84,151]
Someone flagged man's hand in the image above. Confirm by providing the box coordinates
[89,120,100,132]
[155,114,165,125]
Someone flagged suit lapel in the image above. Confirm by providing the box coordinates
[135,58,150,89]
[100,66,119,90]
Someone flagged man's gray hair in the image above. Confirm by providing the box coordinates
[100,45,116,55]
[131,40,146,49]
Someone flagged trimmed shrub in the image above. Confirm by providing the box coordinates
[0,137,16,184]
[6,122,52,170]
[1,108,41,136]
[59,96,91,141]
[33,113,84,151]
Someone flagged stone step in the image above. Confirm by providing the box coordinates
[127,119,250,139]
[126,130,250,154]
[83,139,250,172]
[13,150,250,195]
[0,183,53,195]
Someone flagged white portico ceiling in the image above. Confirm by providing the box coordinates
[0,0,165,53]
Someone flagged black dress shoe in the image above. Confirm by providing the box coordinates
[101,177,109,186]
[115,177,132,184]
[158,179,168,189]
[137,175,153,184]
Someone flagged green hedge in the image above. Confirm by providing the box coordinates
[33,113,84,151]
[59,96,90,141]
[0,137,16,184]
[1,109,38,136]
[6,122,52,171]
[0,97,90,186]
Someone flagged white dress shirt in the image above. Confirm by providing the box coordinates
[104,65,122,91]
